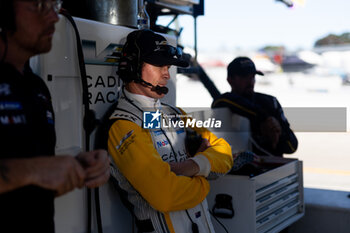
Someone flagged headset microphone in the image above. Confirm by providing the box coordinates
[151,85,169,95]
[138,79,169,95]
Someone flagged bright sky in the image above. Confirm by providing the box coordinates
[159,0,350,52]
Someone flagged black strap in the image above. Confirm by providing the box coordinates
[60,9,102,233]
[185,210,199,233]
[122,86,144,113]
[135,219,155,233]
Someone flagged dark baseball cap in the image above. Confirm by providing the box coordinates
[124,29,189,67]
[227,57,264,77]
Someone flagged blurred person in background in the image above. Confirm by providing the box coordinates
[212,56,298,157]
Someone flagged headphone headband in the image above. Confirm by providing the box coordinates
[118,30,150,83]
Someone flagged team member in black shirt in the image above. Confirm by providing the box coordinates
[212,57,298,157]
[0,1,109,232]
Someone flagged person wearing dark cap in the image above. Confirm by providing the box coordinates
[212,56,298,157]
[107,29,233,233]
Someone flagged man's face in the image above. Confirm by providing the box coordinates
[138,62,171,99]
[10,0,59,56]
[228,73,256,97]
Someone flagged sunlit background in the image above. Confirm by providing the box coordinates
[157,0,350,192]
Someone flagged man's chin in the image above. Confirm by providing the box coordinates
[41,44,53,54]
[156,93,166,99]
[36,40,53,54]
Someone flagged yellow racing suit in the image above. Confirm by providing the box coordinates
[108,88,233,233]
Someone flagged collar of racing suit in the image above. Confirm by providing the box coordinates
[123,88,162,111]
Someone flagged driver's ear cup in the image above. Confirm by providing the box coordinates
[117,54,138,83]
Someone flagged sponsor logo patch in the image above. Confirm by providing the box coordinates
[0,101,22,110]
[156,139,169,148]
[0,114,26,125]
[0,84,11,96]
[116,130,136,155]
[37,93,48,102]
[153,130,163,136]
[116,130,134,149]
[46,111,54,124]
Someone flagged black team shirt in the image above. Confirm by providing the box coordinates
[0,63,56,233]
[212,92,298,157]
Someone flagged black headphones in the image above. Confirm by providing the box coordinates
[117,29,151,83]
[0,0,16,34]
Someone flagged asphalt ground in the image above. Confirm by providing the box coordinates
[285,132,350,192]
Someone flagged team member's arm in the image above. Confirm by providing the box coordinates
[192,127,233,179]
[0,156,86,196]
[171,109,233,179]
[0,84,108,194]
[259,116,282,150]
[76,150,110,188]
[108,120,210,212]
[169,159,200,177]
[272,98,298,154]
[0,150,109,195]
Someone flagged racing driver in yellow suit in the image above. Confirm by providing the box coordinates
[108,29,233,233]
